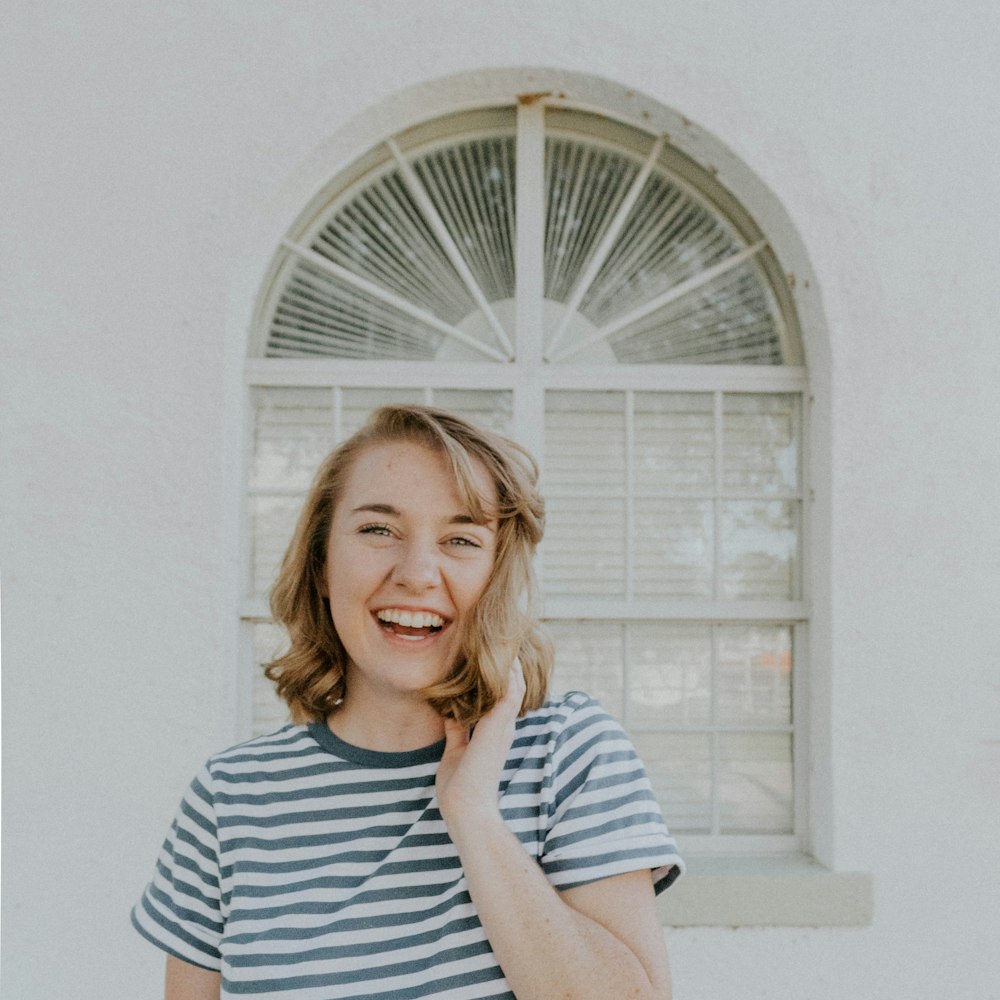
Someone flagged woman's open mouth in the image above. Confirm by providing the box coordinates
[374,608,446,640]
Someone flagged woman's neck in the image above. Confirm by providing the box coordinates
[324,684,447,753]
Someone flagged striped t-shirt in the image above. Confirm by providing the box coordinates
[132,692,683,999]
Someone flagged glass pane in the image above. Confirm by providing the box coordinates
[412,135,516,305]
[633,499,713,598]
[723,394,799,493]
[627,623,712,727]
[633,732,712,835]
[545,621,624,721]
[544,391,625,494]
[252,622,291,735]
[267,260,444,361]
[431,389,513,435]
[252,387,334,491]
[604,259,784,365]
[544,496,625,595]
[720,500,798,599]
[250,495,304,596]
[717,625,792,726]
[341,387,425,440]
[634,392,714,493]
[719,733,793,834]
[544,136,639,306]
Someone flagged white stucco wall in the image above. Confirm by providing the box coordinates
[3,2,998,997]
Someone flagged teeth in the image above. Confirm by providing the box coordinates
[376,609,444,629]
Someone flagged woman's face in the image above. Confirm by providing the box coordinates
[324,440,498,704]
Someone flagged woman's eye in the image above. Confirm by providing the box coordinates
[359,523,393,537]
[448,536,481,548]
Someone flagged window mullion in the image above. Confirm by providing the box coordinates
[625,390,635,602]
[710,624,721,837]
[513,97,549,600]
[713,391,723,600]
[514,98,546,370]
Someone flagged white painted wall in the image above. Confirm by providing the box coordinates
[3,2,998,997]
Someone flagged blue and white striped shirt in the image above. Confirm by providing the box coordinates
[132,692,683,999]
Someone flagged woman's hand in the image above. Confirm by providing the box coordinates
[436,660,526,829]
[432,660,671,999]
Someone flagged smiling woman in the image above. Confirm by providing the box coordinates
[323,440,501,745]
[132,406,684,1000]
[267,405,553,730]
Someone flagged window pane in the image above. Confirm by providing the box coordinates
[632,732,712,835]
[634,392,714,493]
[633,499,713,598]
[544,496,625,595]
[252,623,290,735]
[252,388,334,491]
[719,733,793,834]
[544,136,639,305]
[250,496,303,597]
[546,621,624,721]
[717,625,792,726]
[431,389,513,434]
[341,387,426,440]
[723,393,799,493]
[720,500,798,599]
[544,391,625,493]
[627,623,712,728]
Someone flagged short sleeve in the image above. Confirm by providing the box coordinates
[130,764,224,971]
[540,695,684,894]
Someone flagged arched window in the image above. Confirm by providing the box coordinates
[244,97,808,854]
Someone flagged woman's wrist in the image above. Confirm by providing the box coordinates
[439,800,506,847]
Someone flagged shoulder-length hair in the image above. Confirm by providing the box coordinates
[265,404,553,727]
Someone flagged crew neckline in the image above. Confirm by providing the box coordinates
[307,721,447,767]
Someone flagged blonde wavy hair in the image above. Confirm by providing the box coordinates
[265,405,553,727]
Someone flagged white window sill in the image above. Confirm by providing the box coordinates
[659,855,873,927]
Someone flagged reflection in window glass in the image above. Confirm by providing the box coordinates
[252,388,334,491]
[633,732,713,835]
[717,625,792,726]
[544,496,626,595]
[341,387,426,440]
[545,621,624,719]
[720,500,798,599]
[634,393,714,493]
[627,623,712,728]
[719,732,793,834]
[544,391,625,493]
[633,500,713,598]
[250,496,304,597]
[723,393,799,494]
[432,389,512,435]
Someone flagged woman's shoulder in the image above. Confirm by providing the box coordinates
[201,722,316,773]
[517,690,622,742]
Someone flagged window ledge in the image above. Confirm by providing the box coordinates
[660,855,873,927]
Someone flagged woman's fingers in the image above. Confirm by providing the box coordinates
[436,659,526,823]
[472,659,524,744]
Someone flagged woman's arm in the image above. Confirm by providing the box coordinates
[165,955,221,1000]
[436,666,672,1000]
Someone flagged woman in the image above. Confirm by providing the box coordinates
[133,405,683,999]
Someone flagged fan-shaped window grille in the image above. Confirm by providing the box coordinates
[245,101,809,852]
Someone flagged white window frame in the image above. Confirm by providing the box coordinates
[234,74,870,923]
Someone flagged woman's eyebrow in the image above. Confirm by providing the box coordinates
[352,504,491,528]
[352,503,398,515]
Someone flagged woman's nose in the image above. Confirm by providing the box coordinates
[391,541,442,591]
